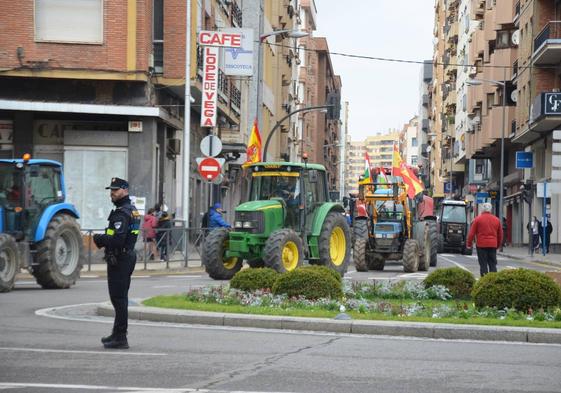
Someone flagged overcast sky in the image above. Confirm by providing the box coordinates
[314,1,435,141]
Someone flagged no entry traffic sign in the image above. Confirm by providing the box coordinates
[197,157,222,181]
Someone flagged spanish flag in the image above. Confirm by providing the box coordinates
[243,119,262,167]
[392,144,424,199]
[359,151,374,184]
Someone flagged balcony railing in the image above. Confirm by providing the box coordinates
[534,21,561,65]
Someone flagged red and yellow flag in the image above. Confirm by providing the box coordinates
[243,119,262,167]
[392,144,424,199]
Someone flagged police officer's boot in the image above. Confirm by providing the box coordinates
[103,335,129,349]
[101,333,114,344]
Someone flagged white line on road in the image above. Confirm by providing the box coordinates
[438,255,471,271]
[0,382,298,392]
[0,347,166,357]
[165,275,203,278]
[152,285,177,289]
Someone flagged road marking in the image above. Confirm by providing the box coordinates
[165,275,203,278]
[0,347,166,357]
[0,382,299,392]
[398,273,428,279]
[152,285,177,289]
[438,255,471,271]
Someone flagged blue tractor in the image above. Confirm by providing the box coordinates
[0,155,84,292]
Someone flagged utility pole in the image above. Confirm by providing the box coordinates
[182,0,192,226]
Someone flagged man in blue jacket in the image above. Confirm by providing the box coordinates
[209,202,231,229]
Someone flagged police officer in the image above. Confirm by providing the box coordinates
[93,177,140,349]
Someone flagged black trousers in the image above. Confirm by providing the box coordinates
[107,252,136,337]
[476,247,497,277]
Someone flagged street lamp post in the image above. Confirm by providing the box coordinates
[466,68,507,229]
[256,28,308,128]
[262,105,333,161]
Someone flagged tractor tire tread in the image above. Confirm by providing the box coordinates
[202,228,242,280]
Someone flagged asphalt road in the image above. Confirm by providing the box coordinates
[2,253,561,393]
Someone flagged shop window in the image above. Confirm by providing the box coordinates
[35,0,103,44]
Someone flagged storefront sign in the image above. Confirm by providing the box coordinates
[201,46,219,127]
[223,28,254,76]
[128,121,143,132]
[198,30,242,47]
[545,93,561,115]
[515,151,533,169]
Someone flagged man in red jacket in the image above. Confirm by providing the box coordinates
[466,202,503,277]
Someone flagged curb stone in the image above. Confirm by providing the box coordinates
[96,303,561,344]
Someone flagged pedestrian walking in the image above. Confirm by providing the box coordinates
[208,202,231,229]
[538,217,553,254]
[501,217,508,249]
[142,208,159,260]
[93,177,140,349]
[466,202,503,277]
[527,216,540,252]
[157,211,172,261]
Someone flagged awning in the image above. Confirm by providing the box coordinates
[0,99,183,129]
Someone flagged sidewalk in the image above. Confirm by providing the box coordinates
[96,302,561,345]
[498,246,561,269]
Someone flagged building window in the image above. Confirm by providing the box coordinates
[35,0,103,44]
[153,0,164,73]
[411,137,417,147]
[411,155,418,165]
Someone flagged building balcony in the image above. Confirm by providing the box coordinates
[421,118,430,132]
[422,94,429,107]
[533,21,561,65]
[529,91,561,132]
[446,21,458,44]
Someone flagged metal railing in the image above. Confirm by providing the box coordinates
[534,21,561,52]
[80,224,209,271]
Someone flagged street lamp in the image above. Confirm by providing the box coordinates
[466,68,507,228]
[256,29,309,128]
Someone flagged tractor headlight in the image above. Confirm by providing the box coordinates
[234,221,243,228]
[242,221,255,229]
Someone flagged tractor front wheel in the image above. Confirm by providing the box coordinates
[0,234,19,292]
[318,212,351,276]
[263,229,303,273]
[33,214,84,289]
[353,238,368,272]
[202,228,243,280]
[402,239,420,273]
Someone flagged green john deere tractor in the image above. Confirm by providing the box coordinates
[202,162,351,279]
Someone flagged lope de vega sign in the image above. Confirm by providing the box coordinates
[198,30,243,128]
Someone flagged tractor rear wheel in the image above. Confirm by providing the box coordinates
[33,214,84,289]
[353,238,368,272]
[202,228,243,280]
[0,234,19,292]
[318,212,351,276]
[263,229,303,273]
[402,239,420,273]
[427,221,438,267]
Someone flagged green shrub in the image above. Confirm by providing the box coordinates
[299,265,342,283]
[471,269,561,311]
[230,268,279,292]
[272,268,343,300]
[423,267,475,299]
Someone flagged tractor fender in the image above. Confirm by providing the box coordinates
[33,204,80,242]
[310,203,345,237]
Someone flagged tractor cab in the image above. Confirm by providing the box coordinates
[0,158,64,240]
[437,199,471,254]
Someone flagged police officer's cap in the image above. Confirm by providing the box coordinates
[106,177,129,190]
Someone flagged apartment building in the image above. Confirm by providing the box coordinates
[417,60,433,189]
[345,141,365,195]
[0,0,194,229]
[298,31,342,192]
[510,0,561,250]
[401,116,419,167]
